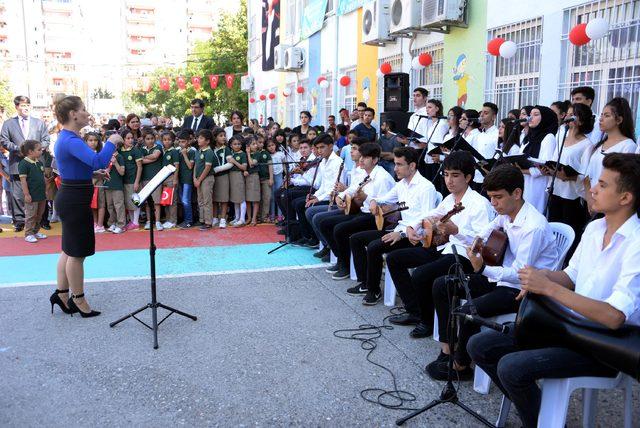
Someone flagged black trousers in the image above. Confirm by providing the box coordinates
[433,275,520,366]
[292,197,328,239]
[277,186,310,221]
[350,230,418,291]
[386,250,473,324]
[10,174,25,226]
[319,213,375,269]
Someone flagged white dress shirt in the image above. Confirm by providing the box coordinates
[191,114,204,130]
[550,137,591,200]
[480,201,558,290]
[413,188,495,258]
[290,153,317,186]
[313,151,343,201]
[338,165,396,214]
[472,125,499,184]
[407,107,429,149]
[520,133,557,213]
[581,138,637,192]
[373,171,438,234]
[564,215,640,326]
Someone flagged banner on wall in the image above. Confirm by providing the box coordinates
[337,0,365,16]
[262,0,281,71]
[301,0,328,39]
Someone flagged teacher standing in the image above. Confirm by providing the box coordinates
[50,95,121,318]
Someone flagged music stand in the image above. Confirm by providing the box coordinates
[110,165,197,349]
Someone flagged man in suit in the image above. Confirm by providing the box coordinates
[0,96,50,231]
[181,99,215,133]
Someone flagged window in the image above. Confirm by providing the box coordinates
[410,42,444,101]
[485,18,542,119]
[341,68,357,113]
[287,0,297,37]
[376,54,403,115]
[298,79,309,112]
[559,0,640,115]
[323,72,334,124]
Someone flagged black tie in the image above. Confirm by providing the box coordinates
[193,117,199,130]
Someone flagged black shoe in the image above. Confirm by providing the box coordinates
[389,313,421,326]
[435,351,449,363]
[321,254,330,263]
[14,224,24,232]
[193,221,204,227]
[313,246,330,258]
[292,238,308,247]
[362,290,382,305]
[41,223,52,230]
[410,322,433,338]
[178,222,193,229]
[325,263,340,273]
[426,360,473,381]
[304,239,319,249]
[67,293,101,318]
[277,229,287,235]
[49,289,76,314]
[276,220,286,227]
[332,269,350,280]
[199,224,212,231]
[346,283,368,295]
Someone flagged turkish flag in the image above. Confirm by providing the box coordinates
[160,186,174,206]
[225,74,235,89]
[176,76,187,90]
[191,76,202,90]
[209,74,219,89]
[159,77,170,91]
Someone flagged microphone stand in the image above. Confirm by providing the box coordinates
[434,131,465,180]
[418,117,441,180]
[543,124,569,218]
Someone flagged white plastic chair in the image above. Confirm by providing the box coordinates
[495,373,634,428]
[350,255,357,280]
[435,191,443,207]
[330,250,337,264]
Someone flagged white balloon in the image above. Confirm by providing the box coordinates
[282,87,292,96]
[319,79,329,89]
[499,41,518,59]
[411,56,424,70]
[586,18,609,40]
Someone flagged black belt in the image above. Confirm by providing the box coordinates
[61,179,93,187]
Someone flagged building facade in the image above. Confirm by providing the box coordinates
[246,0,640,132]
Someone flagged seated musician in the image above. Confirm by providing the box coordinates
[467,153,640,428]
[426,164,558,381]
[291,133,342,247]
[276,139,317,228]
[349,147,438,305]
[385,151,494,338]
[320,142,395,278]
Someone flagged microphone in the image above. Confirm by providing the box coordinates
[562,116,576,124]
[511,117,530,123]
[417,115,449,120]
[460,313,511,334]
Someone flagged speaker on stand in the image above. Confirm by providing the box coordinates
[383,72,410,112]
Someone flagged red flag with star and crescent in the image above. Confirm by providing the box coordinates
[225,74,235,89]
[191,76,202,90]
[159,77,170,91]
[209,74,219,89]
[176,76,187,90]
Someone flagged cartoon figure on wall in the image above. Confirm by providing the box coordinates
[452,54,474,108]
[310,87,319,117]
[362,77,371,104]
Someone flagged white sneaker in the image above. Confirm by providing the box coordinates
[155,221,164,231]
[25,235,38,243]
[219,218,227,228]
[35,232,47,239]
[107,224,116,232]
[95,226,105,233]
[232,220,245,228]
[112,226,124,234]
[162,221,174,229]
[211,218,219,227]
[144,222,151,230]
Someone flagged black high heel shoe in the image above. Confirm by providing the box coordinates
[67,293,101,318]
[50,289,75,314]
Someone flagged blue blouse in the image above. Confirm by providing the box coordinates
[54,129,115,180]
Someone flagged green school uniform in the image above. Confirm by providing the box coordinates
[18,158,46,201]
[178,147,196,185]
[194,147,218,178]
[119,146,143,184]
[248,152,260,175]
[104,153,125,191]
[141,145,163,181]
[257,150,271,180]
[230,151,247,172]
[213,146,233,176]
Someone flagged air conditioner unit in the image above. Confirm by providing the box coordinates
[421,0,467,32]
[389,0,423,37]
[284,47,304,71]
[274,44,289,71]
[362,0,395,46]
[240,75,254,92]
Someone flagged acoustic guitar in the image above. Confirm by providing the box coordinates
[471,228,508,266]
[344,175,371,215]
[374,202,409,231]
[421,202,465,247]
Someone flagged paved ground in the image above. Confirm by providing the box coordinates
[1,267,638,427]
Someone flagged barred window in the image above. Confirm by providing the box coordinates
[410,42,444,101]
[559,0,640,116]
[376,54,403,115]
[341,68,357,113]
[485,18,542,119]
[298,78,309,113]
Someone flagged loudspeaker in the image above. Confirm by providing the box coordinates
[380,111,412,136]
[383,72,410,112]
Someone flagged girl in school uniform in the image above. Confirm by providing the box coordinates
[227,136,247,227]
[267,139,284,222]
[160,131,179,229]
[119,129,143,230]
[84,132,106,232]
[212,127,232,228]
[244,136,261,226]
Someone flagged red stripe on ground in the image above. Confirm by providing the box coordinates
[0,225,282,257]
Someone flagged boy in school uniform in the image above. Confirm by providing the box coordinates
[257,138,273,223]
[160,131,180,229]
[176,130,196,229]
[18,140,47,243]
[104,150,126,234]
[140,128,164,230]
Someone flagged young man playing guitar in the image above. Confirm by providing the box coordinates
[468,153,640,428]
[349,147,438,305]
[385,151,494,338]
[426,164,558,381]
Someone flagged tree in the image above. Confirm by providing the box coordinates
[0,78,14,119]
[92,88,115,100]
[127,0,248,122]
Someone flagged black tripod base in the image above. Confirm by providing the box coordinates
[268,240,290,254]
[110,302,197,349]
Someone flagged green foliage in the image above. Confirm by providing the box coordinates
[127,0,248,121]
[92,88,115,100]
[0,77,14,117]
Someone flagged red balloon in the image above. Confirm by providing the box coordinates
[569,23,591,46]
[418,53,433,67]
[259,94,266,101]
[487,38,505,56]
[249,97,255,104]
[339,76,351,87]
[296,86,305,94]
[268,93,276,100]
[316,76,326,85]
[380,62,392,75]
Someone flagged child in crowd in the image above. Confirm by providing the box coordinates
[18,140,46,243]
[227,135,247,227]
[41,146,56,230]
[335,124,348,150]
[0,149,9,218]
[140,128,164,230]
[160,131,179,229]
[244,136,261,226]
[213,127,232,228]
[287,133,301,161]
[340,129,358,186]
[306,127,318,142]
[104,147,126,234]
[266,139,284,222]
[257,137,273,223]
[120,129,143,230]
[85,132,106,232]
[194,129,216,230]
[176,130,196,229]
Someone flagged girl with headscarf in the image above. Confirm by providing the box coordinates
[518,105,558,213]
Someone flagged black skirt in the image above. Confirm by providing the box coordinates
[54,180,95,258]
